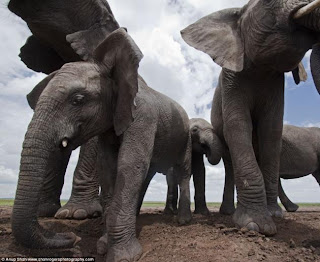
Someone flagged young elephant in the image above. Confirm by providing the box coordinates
[12,28,192,262]
[8,0,121,219]
[221,125,320,214]
[160,118,223,216]
[182,0,320,235]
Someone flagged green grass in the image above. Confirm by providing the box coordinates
[1,199,319,208]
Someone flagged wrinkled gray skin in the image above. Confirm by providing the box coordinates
[8,0,120,219]
[221,125,320,214]
[181,0,320,235]
[159,118,223,216]
[13,29,192,262]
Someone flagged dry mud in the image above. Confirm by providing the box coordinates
[1,206,320,261]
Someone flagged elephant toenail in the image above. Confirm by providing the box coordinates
[73,209,87,220]
[55,209,69,218]
[246,222,259,232]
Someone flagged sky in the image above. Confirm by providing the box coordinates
[0,0,320,204]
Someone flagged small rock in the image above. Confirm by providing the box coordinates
[289,239,296,248]
[216,224,226,229]
[265,238,270,242]
[241,227,249,234]
[248,249,256,256]
[310,246,316,253]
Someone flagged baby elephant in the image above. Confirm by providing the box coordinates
[221,124,320,214]
[12,28,192,262]
[163,118,223,215]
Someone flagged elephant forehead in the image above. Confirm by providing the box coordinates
[44,63,101,96]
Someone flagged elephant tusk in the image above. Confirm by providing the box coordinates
[294,0,320,19]
[62,139,68,148]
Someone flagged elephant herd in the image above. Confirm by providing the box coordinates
[7,0,320,261]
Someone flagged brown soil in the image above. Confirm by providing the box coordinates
[1,206,320,261]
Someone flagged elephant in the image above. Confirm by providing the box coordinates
[8,0,121,219]
[181,0,320,235]
[221,124,320,214]
[12,28,193,262]
[151,118,223,216]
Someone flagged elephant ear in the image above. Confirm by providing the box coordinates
[19,36,65,74]
[27,71,58,110]
[310,43,320,94]
[181,8,244,72]
[292,62,307,85]
[93,28,143,136]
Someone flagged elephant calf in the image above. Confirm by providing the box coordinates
[161,118,223,215]
[12,28,192,262]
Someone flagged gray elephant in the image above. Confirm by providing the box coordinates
[160,118,223,216]
[12,28,192,262]
[181,0,320,235]
[221,124,320,214]
[8,0,122,219]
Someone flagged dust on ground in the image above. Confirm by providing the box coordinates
[1,206,320,261]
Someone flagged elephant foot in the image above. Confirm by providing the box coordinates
[163,206,178,215]
[267,203,284,218]
[233,203,277,236]
[219,202,236,216]
[284,202,299,212]
[177,207,192,225]
[55,199,102,220]
[194,206,210,216]
[38,202,61,217]
[106,237,142,262]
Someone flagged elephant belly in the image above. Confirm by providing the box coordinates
[279,145,318,178]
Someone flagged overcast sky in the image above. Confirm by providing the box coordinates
[0,0,320,204]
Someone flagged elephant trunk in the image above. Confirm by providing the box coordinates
[206,132,223,166]
[12,101,78,248]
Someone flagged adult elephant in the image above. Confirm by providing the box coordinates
[8,0,120,218]
[181,0,320,235]
[12,28,192,261]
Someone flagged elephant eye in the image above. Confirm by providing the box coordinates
[192,126,198,133]
[71,94,85,106]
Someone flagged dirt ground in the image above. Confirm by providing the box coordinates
[1,206,320,262]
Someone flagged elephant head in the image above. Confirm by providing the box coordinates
[12,28,143,248]
[190,118,223,165]
[181,0,320,92]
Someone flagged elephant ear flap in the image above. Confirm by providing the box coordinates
[66,1,120,61]
[181,8,244,72]
[94,28,143,136]
[27,71,58,110]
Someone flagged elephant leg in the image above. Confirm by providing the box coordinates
[223,92,276,236]
[55,137,102,220]
[96,132,119,256]
[220,154,236,215]
[257,103,284,218]
[136,170,156,215]
[164,167,178,215]
[175,135,192,225]
[192,152,210,216]
[278,178,299,212]
[101,129,156,262]
[38,149,72,217]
